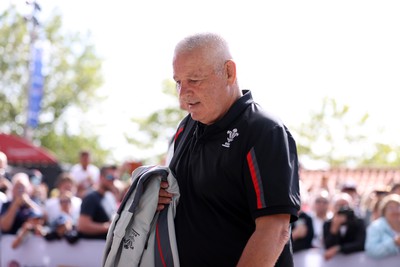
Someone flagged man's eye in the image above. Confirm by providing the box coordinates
[176,81,181,90]
[188,79,200,84]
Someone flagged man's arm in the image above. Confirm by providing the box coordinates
[77,214,110,235]
[237,214,291,267]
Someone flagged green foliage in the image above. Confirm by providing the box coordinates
[127,87,400,168]
[40,126,108,166]
[360,143,400,167]
[293,97,400,168]
[0,4,109,165]
[126,79,187,163]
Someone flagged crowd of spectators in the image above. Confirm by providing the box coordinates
[1,149,400,261]
[294,173,400,261]
[0,150,131,250]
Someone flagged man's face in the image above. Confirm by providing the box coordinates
[314,197,329,214]
[173,50,230,125]
[384,201,400,222]
[101,169,117,191]
[80,153,90,167]
[13,180,28,197]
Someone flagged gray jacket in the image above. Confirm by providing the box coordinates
[102,165,180,267]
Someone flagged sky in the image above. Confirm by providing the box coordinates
[2,0,400,164]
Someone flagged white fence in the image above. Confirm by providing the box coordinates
[1,235,399,267]
[293,248,399,267]
[1,234,105,267]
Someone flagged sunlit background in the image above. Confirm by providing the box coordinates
[1,0,399,165]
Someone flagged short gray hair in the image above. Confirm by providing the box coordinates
[174,32,232,66]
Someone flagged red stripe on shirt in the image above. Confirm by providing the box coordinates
[174,126,184,141]
[247,151,263,209]
[156,222,167,267]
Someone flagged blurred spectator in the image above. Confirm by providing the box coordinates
[0,190,7,212]
[365,193,400,259]
[340,180,361,216]
[390,182,400,195]
[0,151,12,181]
[323,192,366,260]
[0,172,44,235]
[77,165,117,240]
[45,173,81,225]
[28,170,48,206]
[118,161,133,182]
[44,214,79,244]
[11,209,49,249]
[70,150,100,198]
[0,151,12,199]
[111,178,129,206]
[309,190,332,248]
[362,186,390,225]
[292,210,314,252]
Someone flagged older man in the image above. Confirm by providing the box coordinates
[159,33,300,267]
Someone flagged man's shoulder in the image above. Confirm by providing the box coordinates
[240,104,286,136]
[87,164,100,172]
[82,190,101,202]
[70,164,82,172]
[45,197,58,207]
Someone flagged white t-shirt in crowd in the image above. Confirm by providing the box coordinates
[70,164,100,185]
[45,196,82,225]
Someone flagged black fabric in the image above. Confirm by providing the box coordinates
[0,203,33,235]
[292,211,315,252]
[323,216,366,254]
[168,116,196,175]
[169,90,300,267]
[79,191,109,240]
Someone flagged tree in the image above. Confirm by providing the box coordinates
[128,88,400,168]
[293,97,400,168]
[125,79,187,164]
[0,4,109,165]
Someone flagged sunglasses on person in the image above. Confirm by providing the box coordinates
[105,174,116,181]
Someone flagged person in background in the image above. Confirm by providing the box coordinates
[0,151,12,181]
[70,150,100,198]
[11,209,49,249]
[323,192,366,260]
[365,193,400,259]
[44,213,79,244]
[292,210,314,253]
[340,180,361,217]
[309,190,331,248]
[0,172,44,235]
[0,151,12,202]
[158,32,300,267]
[29,169,48,206]
[390,182,400,195]
[77,165,117,240]
[110,178,129,207]
[361,186,390,226]
[45,172,81,226]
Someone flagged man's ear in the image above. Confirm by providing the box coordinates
[225,60,237,85]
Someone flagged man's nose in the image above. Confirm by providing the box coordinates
[178,81,192,97]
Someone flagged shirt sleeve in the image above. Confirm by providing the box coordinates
[244,123,300,222]
[365,219,400,259]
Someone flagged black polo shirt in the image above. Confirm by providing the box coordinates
[170,90,300,267]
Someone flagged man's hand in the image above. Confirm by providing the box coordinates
[157,181,173,211]
[330,214,346,234]
[324,245,340,260]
